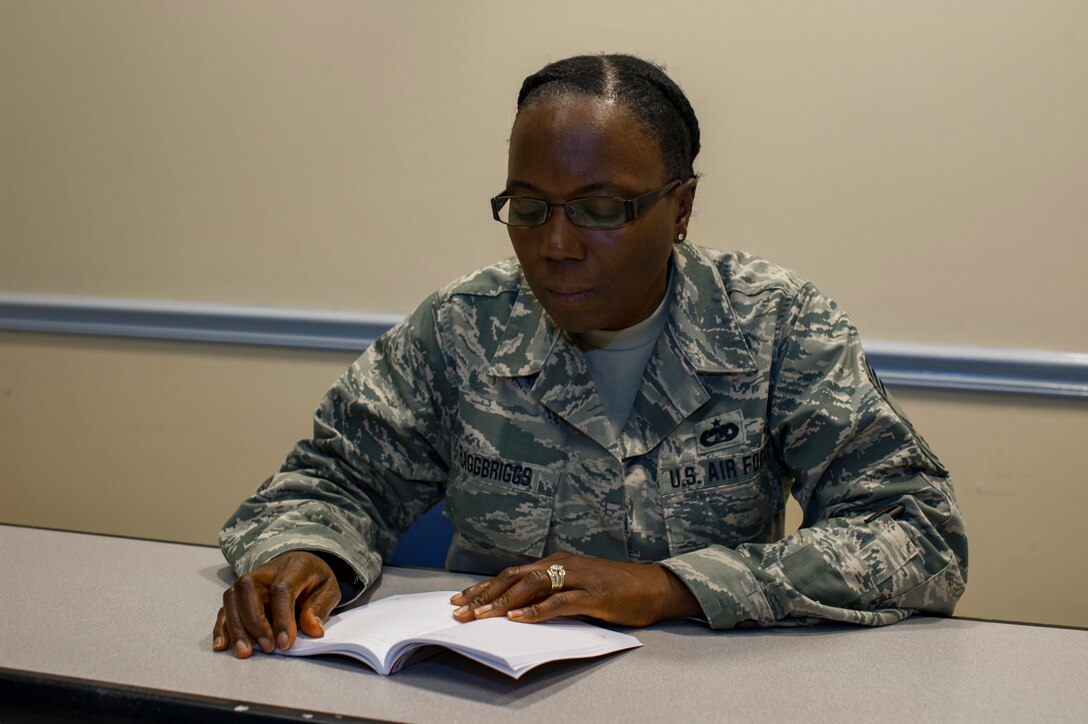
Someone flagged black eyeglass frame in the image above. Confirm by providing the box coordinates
[490,179,683,229]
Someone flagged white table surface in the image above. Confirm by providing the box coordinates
[1,524,1085,722]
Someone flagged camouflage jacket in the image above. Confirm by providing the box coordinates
[220,243,967,629]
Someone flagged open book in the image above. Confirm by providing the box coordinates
[278,590,642,679]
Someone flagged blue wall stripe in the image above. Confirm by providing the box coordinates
[2,293,1086,398]
[0,293,401,352]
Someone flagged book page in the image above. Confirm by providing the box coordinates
[287,591,461,668]
[418,616,642,676]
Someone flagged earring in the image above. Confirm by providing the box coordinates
[677,233,685,242]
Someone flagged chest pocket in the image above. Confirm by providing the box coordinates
[657,443,779,555]
[445,446,560,558]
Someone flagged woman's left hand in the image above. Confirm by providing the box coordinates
[449,553,702,627]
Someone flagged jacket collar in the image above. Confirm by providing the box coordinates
[667,241,760,374]
[485,245,759,456]
[486,243,759,379]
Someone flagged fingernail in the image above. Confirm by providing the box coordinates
[258,636,274,653]
[508,609,523,620]
[453,606,468,616]
[234,640,249,656]
[474,604,493,616]
[277,632,290,650]
[213,636,224,649]
[315,619,325,636]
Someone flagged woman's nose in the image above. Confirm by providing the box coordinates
[540,207,586,261]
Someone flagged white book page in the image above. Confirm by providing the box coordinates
[286,591,461,669]
[418,616,642,675]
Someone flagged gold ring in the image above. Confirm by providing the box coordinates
[546,563,566,592]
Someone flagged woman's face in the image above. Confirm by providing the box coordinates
[505,95,694,334]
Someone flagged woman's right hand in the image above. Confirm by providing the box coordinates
[213,550,341,659]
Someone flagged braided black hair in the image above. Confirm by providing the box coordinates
[516,54,701,181]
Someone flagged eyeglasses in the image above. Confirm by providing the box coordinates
[490,180,681,229]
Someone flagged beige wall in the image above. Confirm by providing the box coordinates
[2,2,1086,626]
[4,0,1086,350]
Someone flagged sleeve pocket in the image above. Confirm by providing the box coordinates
[779,518,922,608]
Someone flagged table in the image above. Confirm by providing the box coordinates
[1,524,1085,722]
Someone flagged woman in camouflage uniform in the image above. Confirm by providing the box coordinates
[214,55,966,659]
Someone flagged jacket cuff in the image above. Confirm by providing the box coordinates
[221,522,381,607]
[660,545,776,629]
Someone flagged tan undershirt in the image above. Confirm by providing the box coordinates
[577,276,672,441]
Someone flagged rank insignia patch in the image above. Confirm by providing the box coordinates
[695,411,747,452]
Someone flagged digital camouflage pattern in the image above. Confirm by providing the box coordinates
[220,243,967,628]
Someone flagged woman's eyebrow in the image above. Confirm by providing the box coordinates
[505,179,632,196]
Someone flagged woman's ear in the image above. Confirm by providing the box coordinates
[674,177,698,242]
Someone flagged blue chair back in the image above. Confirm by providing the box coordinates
[387,500,453,568]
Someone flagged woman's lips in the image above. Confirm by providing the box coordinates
[546,287,594,303]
